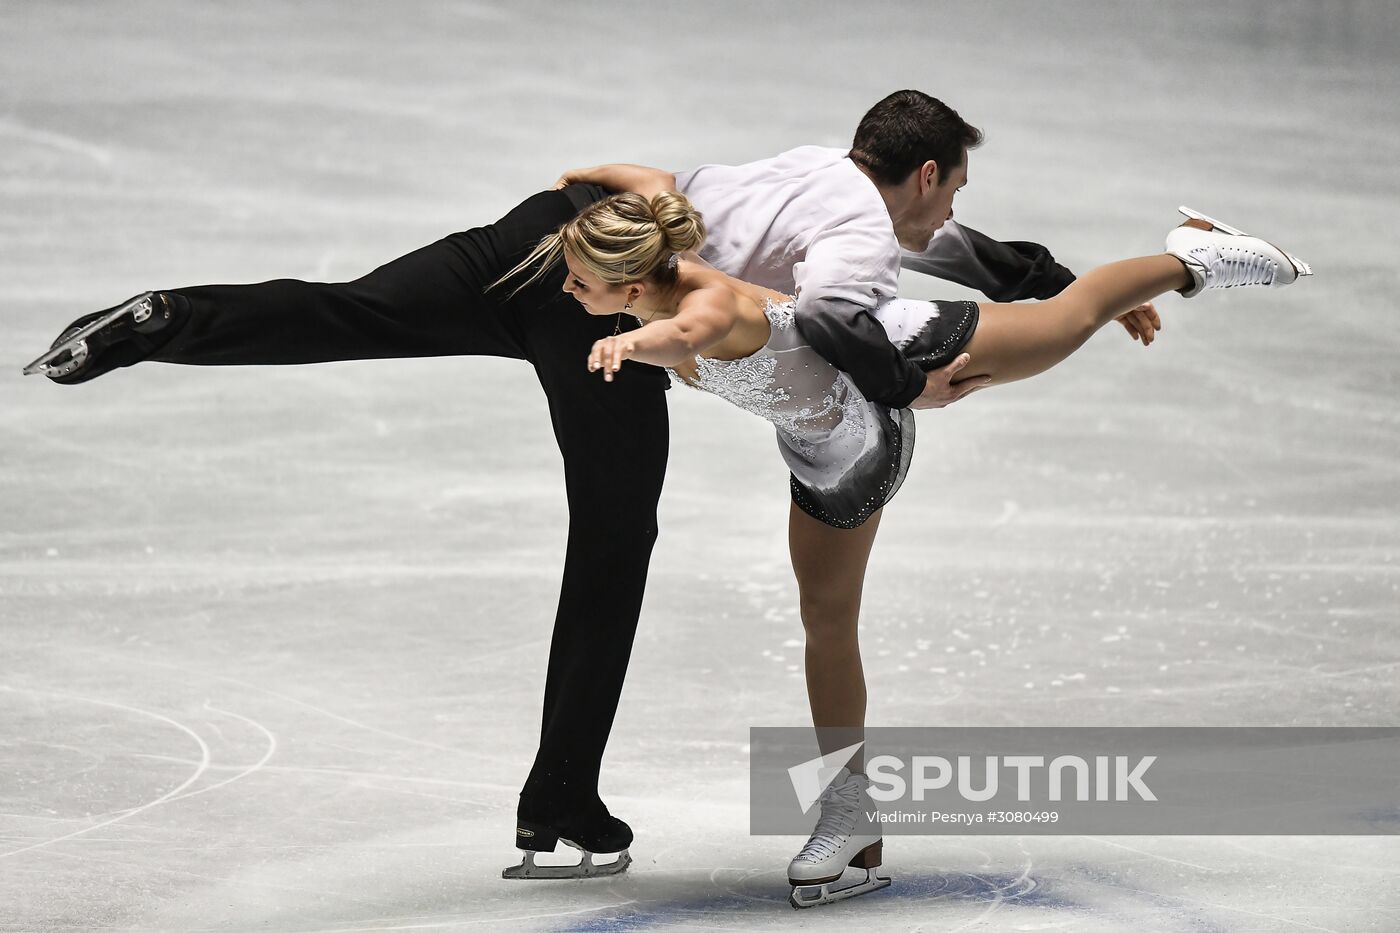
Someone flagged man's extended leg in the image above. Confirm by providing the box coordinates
[31,188,618,377]
[29,186,672,868]
[150,198,593,366]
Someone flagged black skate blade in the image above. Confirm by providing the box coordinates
[789,867,891,909]
[22,292,154,376]
[502,843,631,880]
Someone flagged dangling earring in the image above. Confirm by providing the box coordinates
[614,301,632,336]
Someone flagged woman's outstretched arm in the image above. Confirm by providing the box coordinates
[586,289,738,380]
[553,164,677,199]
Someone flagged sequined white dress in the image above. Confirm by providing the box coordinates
[667,298,917,529]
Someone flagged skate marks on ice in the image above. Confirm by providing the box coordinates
[546,833,1394,933]
[0,685,276,860]
[115,651,510,764]
[550,859,1091,933]
[548,870,1294,933]
[0,675,542,930]
[57,646,528,794]
[0,683,341,913]
[0,684,334,926]
[0,686,212,859]
[540,842,1077,932]
[0,115,114,167]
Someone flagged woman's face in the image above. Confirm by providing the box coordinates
[562,250,628,315]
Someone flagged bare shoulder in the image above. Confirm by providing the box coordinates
[676,283,740,321]
[679,285,771,361]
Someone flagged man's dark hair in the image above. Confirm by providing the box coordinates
[850,90,983,186]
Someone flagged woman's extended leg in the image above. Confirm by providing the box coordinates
[788,500,883,768]
[960,254,1191,386]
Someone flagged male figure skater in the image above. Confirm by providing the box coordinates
[25,90,1076,878]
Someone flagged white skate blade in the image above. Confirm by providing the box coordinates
[1177,206,1313,280]
[789,867,891,909]
[501,842,631,880]
[22,292,154,376]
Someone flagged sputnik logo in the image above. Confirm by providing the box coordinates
[787,741,865,814]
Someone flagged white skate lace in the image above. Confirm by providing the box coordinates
[1192,244,1278,289]
[794,778,863,863]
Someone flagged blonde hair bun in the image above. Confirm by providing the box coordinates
[491,189,707,293]
[648,191,706,256]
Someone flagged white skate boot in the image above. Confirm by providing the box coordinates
[787,768,890,909]
[1166,206,1313,298]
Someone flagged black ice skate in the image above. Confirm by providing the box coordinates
[23,291,187,383]
[502,809,633,880]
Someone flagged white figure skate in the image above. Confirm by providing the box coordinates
[1167,206,1313,297]
[787,768,891,908]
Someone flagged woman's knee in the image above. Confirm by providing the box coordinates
[798,588,862,641]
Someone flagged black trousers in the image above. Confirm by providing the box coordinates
[154,185,670,820]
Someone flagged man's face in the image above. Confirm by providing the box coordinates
[893,151,968,251]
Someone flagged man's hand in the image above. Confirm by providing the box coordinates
[551,169,585,190]
[551,164,676,197]
[588,335,637,382]
[1117,301,1162,346]
[909,353,990,410]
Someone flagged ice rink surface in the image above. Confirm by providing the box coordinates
[3,1,1399,930]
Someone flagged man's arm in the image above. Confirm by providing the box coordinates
[901,219,1075,301]
[795,293,987,410]
[553,164,676,199]
[789,225,929,409]
[794,227,993,410]
[795,292,927,409]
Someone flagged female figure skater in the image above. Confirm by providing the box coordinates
[17,87,1069,882]
[501,185,1310,906]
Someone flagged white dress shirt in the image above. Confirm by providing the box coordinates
[673,145,1075,408]
[676,145,934,405]
[675,145,901,307]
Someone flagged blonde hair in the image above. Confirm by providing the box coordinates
[493,191,706,295]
